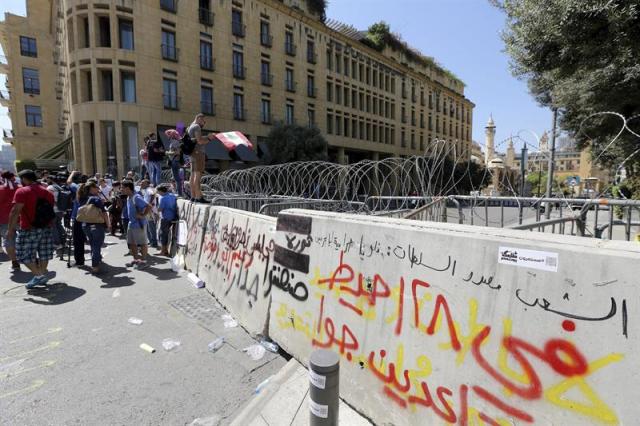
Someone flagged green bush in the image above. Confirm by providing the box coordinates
[14,159,37,172]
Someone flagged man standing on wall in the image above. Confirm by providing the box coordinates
[188,114,217,203]
[7,170,56,288]
[146,133,166,187]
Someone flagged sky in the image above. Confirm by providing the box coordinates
[0,0,552,153]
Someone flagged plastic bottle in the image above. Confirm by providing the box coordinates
[208,337,225,353]
[255,377,272,394]
[260,339,279,353]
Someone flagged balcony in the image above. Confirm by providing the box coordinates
[285,80,296,93]
[201,101,216,116]
[198,8,214,26]
[160,0,177,13]
[260,33,273,48]
[233,65,246,80]
[200,56,215,71]
[261,73,273,87]
[285,42,296,56]
[232,21,246,38]
[234,108,247,121]
[307,51,317,64]
[163,94,179,110]
[307,87,317,98]
[161,44,178,61]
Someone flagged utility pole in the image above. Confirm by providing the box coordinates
[545,108,558,219]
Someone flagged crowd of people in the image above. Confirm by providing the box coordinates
[0,113,217,289]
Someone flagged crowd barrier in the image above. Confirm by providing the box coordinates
[176,201,640,425]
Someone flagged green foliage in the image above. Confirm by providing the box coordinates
[362,21,465,86]
[525,171,569,195]
[306,0,327,22]
[265,123,329,165]
[14,159,37,172]
[494,0,640,175]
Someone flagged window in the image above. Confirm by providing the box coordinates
[199,1,214,26]
[232,10,245,37]
[335,115,341,136]
[119,19,134,50]
[335,54,341,73]
[20,36,37,57]
[261,61,272,86]
[25,105,42,127]
[200,40,213,70]
[343,87,349,107]
[307,40,316,64]
[326,50,333,70]
[285,69,295,92]
[327,113,333,134]
[285,104,294,125]
[285,31,295,55]
[22,68,39,94]
[161,30,177,61]
[201,85,214,115]
[326,82,333,102]
[100,70,114,101]
[308,109,315,127]
[307,75,315,97]
[163,78,178,109]
[232,51,245,79]
[344,57,349,76]
[260,21,272,47]
[261,99,271,124]
[121,71,136,102]
[335,85,342,105]
[233,93,245,120]
[98,16,111,47]
[160,0,177,13]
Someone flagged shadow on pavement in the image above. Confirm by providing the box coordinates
[98,263,135,288]
[22,282,86,305]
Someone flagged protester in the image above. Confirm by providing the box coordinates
[156,185,177,256]
[78,181,110,274]
[139,180,158,248]
[0,171,20,270]
[108,181,124,236]
[46,175,68,249]
[122,180,151,269]
[126,170,136,182]
[139,142,148,180]
[188,113,217,203]
[7,170,56,288]
[165,129,183,197]
[99,178,112,200]
[71,183,89,266]
[146,133,165,187]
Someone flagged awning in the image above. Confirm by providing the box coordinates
[205,138,232,161]
[233,144,260,162]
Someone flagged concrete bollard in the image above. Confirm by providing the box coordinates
[309,349,339,425]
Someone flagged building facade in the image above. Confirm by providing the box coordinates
[1,0,474,177]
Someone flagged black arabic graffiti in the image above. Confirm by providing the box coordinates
[264,265,309,302]
[515,289,618,321]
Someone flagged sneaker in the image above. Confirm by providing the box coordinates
[38,275,50,286]
[25,276,40,289]
[134,261,148,270]
[125,260,139,267]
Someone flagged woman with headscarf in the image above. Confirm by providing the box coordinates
[165,128,183,197]
[0,171,20,270]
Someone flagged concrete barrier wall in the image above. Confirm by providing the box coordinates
[177,199,209,272]
[197,206,276,336]
[267,209,640,425]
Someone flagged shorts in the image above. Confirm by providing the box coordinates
[190,150,205,173]
[15,228,55,264]
[127,224,149,246]
[0,223,14,249]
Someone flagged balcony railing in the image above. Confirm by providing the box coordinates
[285,41,296,56]
[232,21,246,37]
[200,55,215,71]
[285,80,296,93]
[201,101,216,116]
[307,51,317,64]
[261,73,273,86]
[198,8,214,26]
[161,44,178,61]
[233,108,247,121]
[260,33,273,47]
[160,0,177,13]
[233,65,246,79]
[163,94,179,110]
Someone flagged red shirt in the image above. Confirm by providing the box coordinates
[13,183,55,230]
[0,185,17,224]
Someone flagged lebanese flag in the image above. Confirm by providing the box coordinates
[215,131,253,150]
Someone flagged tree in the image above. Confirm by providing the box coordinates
[525,172,569,196]
[492,1,640,174]
[265,123,328,165]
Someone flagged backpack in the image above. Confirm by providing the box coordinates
[55,185,73,212]
[32,197,56,228]
[180,130,197,155]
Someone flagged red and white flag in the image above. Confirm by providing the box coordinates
[215,131,253,150]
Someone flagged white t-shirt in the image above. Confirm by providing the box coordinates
[100,185,112,199]
[47,184,60,213]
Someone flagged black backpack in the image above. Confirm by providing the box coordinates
[180,130,197,155]
[32,197,56,228]
[54,185,73,212]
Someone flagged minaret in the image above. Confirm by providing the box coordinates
[506,136,515,169]
[485,115,496,164]
[539,131,549,152]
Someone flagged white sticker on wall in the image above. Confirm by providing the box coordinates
[309,398,329,418]
[309,368,326,389]
[177,220,188,246]
[498,246,559,272]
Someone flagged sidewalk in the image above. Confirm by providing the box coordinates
[231,358,371,426]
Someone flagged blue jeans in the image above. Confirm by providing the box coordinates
[146,218,158,247]
[82,223,105,267]
[170,159,183,196]
[148,161,162,186]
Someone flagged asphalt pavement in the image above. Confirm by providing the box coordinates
[0,235,285,425]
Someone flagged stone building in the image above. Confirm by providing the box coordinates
[1,0,474,176]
